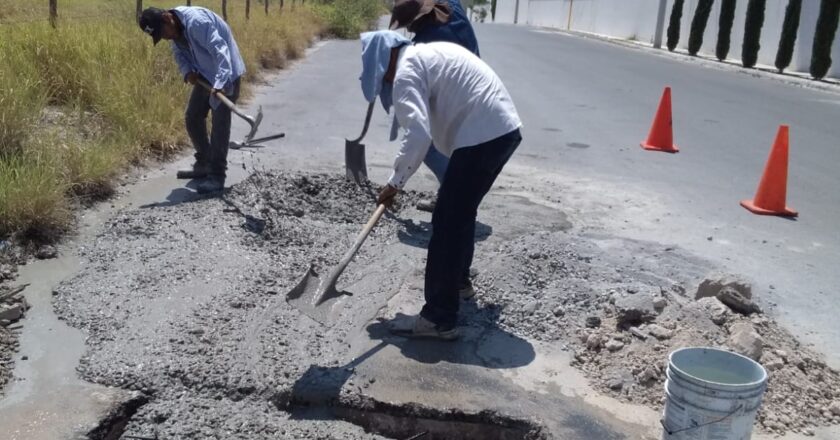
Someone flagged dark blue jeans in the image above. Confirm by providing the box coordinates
[185,78,241,177]
[421,129,522,328]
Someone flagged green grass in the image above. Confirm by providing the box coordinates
[0,0,381,242]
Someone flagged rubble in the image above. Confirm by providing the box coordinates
[614,292,657,327]
[0,283,28,395]
[717,286,762,316]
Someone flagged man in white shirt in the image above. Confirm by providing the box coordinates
[361,30,523,340]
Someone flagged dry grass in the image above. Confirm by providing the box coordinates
[0,0,380,242]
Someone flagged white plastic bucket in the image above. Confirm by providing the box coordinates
[661,347,768,440]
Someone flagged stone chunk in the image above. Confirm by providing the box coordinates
[697,297,731,325]
[0,304,23,322]
[605,340,625,352]
[647,324,674,340]
[717,286,762,316]
[614,293,657,327]
[695,272,752,300]
[728,323,763,361]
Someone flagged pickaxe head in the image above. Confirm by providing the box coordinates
[243,106,263,143]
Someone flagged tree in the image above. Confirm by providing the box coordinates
[667,0,686,52]
[689,0,715,56]
[810,0,840,79]
[775,0,802,73]
[491,0,497,21]
[716,0,737,61]
[742,0,767,68]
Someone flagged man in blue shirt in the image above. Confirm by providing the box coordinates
[139,6,246,193]
[389,0,480,212]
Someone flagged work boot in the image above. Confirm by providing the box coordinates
[176,162,210,179]
[416,198,437,213]
[389,315,459,341]
[196,174,225,194]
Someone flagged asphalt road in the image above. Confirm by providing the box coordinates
[244,22,840,366]
[471,24,840,366]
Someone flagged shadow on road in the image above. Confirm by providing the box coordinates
[396,219,493,249]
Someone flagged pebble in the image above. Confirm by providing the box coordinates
[585,316,601,328]
[605,340,624,352]
[552,306,565,317]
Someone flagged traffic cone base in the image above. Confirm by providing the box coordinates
[741,125,797,217]
[640,87,679,153]
[740,199,798,217]
[641,142,679,153]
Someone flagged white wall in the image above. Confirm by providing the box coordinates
[492,0,839,78]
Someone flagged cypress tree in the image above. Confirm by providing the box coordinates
[810,0,840,79]
[716,0,737,61]
[491,0,497,21]
[689,0,716,56]
[775,0,802,73]
[742,0,767,68]
[667,0,686,52]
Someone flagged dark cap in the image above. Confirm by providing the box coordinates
[389,0,450,32]
[138,7,166,45]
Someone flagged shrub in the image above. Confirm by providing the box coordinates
[810,0,840,79]
[742,0,767,68]
[688,0,716,56]
[775,0,802,73]
[667,0,686,52]
[716,0,737,61]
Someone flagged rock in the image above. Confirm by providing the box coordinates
[629,327,648,340]
[0,304,23,322]
[728,323,764,361]
[830,401,840,416]
[523,301,540,315]
[647,324,674,340]
[614,293,657,327]
[717,286,762,316]
[552,306,565,317]
[695,272,752,301]
[35,245,58,260]
[608,378,624,390]
[804,427,815,436]
[605,340,624,352]
[638,365,659,383]
[652,296,667,311]
[762,354,785,371]
[696,297,731,325]
[585,316,601,328]
[586,334,603,351]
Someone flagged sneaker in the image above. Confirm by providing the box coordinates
[196,175,225,194]
[176,162,210,179]
[389,315,459,341]
[416,198,436,212]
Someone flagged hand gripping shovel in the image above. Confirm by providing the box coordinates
[345,101,375,185]
[286,203,387,324]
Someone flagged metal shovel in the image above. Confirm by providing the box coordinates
[346,101,375,185]
[286,203,387,324]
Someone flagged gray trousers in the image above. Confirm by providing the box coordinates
[185,78,241,176]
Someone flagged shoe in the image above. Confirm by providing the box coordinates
[196,175,225,194]
[416,198,436,212]
[459,282,476,300]
[176,162,210,179]
[389,315,459,341]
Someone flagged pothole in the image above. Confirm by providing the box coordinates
[278,394,547,440]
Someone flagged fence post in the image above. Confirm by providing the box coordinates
[50,0,58,28]
[653,0,667,49]
[265,0,270,15]
[135,0,143,22]
[246,0,251,19]
[280,0,284,11]
[222,0,228,20]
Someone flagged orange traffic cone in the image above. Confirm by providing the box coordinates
[641,87,679,153]
[741,125,798,217]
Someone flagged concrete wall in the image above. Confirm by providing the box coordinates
[492,0,840,78]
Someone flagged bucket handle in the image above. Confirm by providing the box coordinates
[660,404,744,436]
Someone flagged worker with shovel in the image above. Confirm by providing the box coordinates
[389,0,480,212]
[138,6,245,194]
[362,31,522,340]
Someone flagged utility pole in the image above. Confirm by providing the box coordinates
[567,0,573,30]
[653,0,668,49]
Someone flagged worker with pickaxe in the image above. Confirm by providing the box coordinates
[362,30,523,340]
[139,6,245,194]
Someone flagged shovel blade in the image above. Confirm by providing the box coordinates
[285,264,346,325]
[345,140,368,185]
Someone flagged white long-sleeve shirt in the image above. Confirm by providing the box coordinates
[388,42,522,189]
